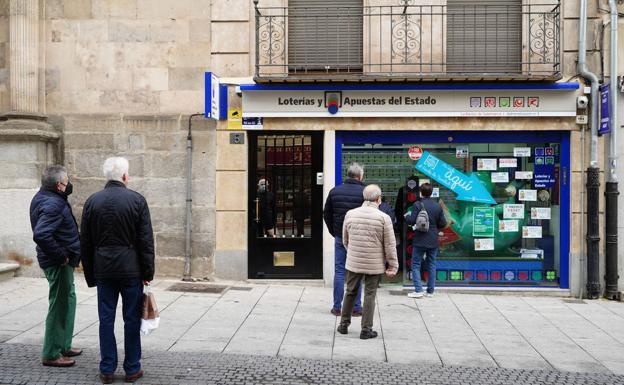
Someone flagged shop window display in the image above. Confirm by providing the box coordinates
[342,142,561,286]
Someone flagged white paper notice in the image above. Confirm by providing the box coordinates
[491,172,509,183]
[474,238,495,251]
[519,189,537,201]
[499,220,519,232]
[499,158,518,168]
[514,147,531,157]
[522,226,543,238]
[503,204,525,219]
[515,171,534,180]
[477,158,497,171]
[456,146,469,158]
[432,188,440,198]
[531,207,551,220]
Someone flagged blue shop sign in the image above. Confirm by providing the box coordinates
[599,83,610,135]
[534,164,556,188]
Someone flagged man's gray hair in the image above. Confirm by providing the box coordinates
[347,162,364,179]
[41,165,67,189]
[103,157,129,181]
[363,184,382,202]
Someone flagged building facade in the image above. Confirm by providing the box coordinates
[0,0,623,297]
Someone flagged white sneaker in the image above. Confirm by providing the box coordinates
[407,291,424,298]
[425,292,434,298]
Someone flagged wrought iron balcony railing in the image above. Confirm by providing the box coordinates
[254,1,561,82]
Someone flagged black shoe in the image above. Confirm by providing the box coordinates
[360,330,378,340]
[337,324,348,334]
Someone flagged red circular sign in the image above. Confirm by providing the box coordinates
[408,146,423,160]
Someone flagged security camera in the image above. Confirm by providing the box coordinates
[235,86,242,97]
[577,96,589,109]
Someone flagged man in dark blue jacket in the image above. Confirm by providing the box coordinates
[323,163,365,316]
[405,183,447,298]
[30,165,81,367]
[81,157,154,384]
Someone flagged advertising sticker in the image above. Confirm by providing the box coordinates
[499,220,519,232]
[474,238,495,251]
[515,171,533,180]
[522,226,543,238]
[491,172,509,183]
[514,147,531,157]
[477,158,497,171]
[455,146,469,158]
[519,189,537,201]
[503,204,525,219]
[531,207,551,220]
[473,207,495,237]
[499,158,518,168]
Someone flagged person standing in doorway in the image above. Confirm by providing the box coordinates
[337,184,398,339]
[323,162,365,316]
[257,178,277,237]
[30,165,82,367]
[80,157,155,384]
[405,183,447,298]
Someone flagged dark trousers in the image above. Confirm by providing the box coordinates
[333,237,362,312]
[97,279,143,375]
[339,270,382,332]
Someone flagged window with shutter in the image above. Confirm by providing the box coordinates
[288,0,363,72]
[446,0,522,74]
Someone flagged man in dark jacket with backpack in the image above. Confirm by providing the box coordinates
[405,183,447,298]
[80,157,154,384]
[323,162,365,316]
[30,165,82,367]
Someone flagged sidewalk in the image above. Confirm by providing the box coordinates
[2,277,624,383]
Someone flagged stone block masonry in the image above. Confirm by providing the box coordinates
[63,114,216,279]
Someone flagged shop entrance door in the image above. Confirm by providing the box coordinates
[248,132,324,279]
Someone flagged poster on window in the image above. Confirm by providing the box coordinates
[531,207,551,220]
[474,238,495,251]
[514,147,531,157]
[503,204,525,219]
[491,172,509,183]
[515,171,533,180]
[432,187,440,198]
[477,158,497,171]
[519,189,537,201]
[499,158,518,168]
[456,146,469,158]
[473,207,495,237]
[522,226,543,238]
[499,220,519,232]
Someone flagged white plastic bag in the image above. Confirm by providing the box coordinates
[140,286,160,336]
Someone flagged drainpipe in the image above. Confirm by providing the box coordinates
[605,0,619,300]
[578,0,601,299]
[183,113,203,281]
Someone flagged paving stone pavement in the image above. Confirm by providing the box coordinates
[2,342,624,385]
[3,277,624,384]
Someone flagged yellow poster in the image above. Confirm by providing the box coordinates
[227,108,242,130]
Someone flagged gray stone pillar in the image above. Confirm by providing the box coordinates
[9,0,39,113]
[0,0,60,276]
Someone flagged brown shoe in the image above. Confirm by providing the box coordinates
[62,348,83,357]
[125,369,144,383]
[42,356,75,367]
[99,373,114,384]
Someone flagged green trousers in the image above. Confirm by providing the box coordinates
[42,265,76,360]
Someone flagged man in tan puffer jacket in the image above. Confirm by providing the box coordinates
[337,184,399,340]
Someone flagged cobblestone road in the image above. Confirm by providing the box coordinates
[2,343,624,385]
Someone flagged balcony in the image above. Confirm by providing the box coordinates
[254,1,561,82]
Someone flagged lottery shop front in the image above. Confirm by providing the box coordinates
[337,130,571,288]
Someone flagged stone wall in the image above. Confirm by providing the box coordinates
[62,114,216,279]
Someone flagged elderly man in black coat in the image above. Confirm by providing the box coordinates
[323,162,365,317]
[80,157,154,384]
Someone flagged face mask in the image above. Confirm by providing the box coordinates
[62,181,73,197]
